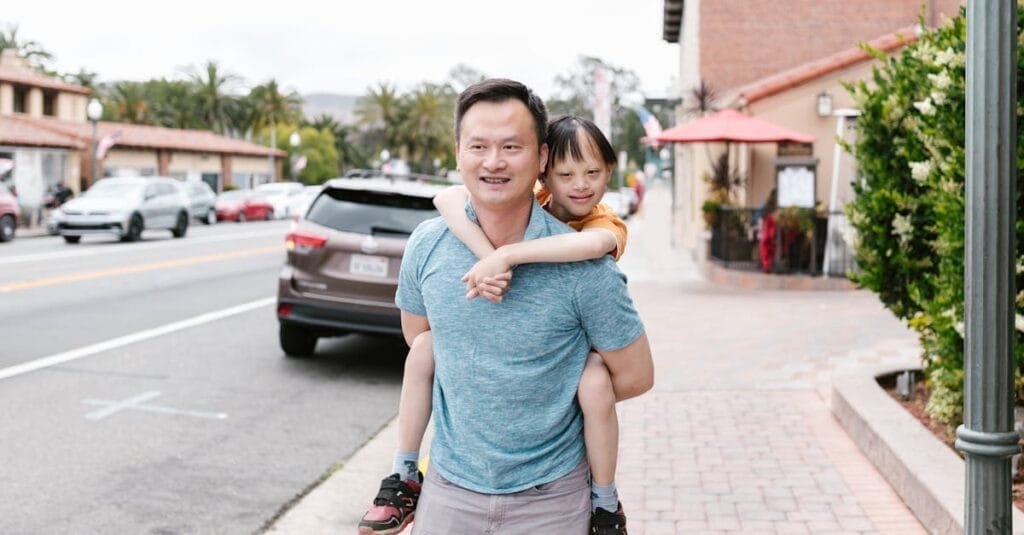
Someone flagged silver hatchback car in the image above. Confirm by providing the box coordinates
[55,176,191,243]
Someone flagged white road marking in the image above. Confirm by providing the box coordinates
[0,296,275,381]
[0,226,287,266]
[83,391,228,420]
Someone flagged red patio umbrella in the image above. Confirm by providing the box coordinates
[654,109,814,144]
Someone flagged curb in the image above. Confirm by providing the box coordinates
[831,363,1024,534]
[698,257,857,291]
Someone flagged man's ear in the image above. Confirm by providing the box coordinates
[538,143,549,174]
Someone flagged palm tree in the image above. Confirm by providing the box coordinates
[108,81,149,124]
[0,23,53,69]
[400,83,455,172]
[355,82,404,155]
[249,79,302,178]
[188,60,239,134]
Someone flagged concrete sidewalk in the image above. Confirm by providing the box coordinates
[268,181,926,534]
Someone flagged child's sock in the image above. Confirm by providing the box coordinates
[591,481,619,512]
[391,450,420,483]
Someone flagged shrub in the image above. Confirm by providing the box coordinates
[844,7,1024,432]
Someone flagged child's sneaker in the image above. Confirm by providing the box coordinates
[590,501,627,535]
[357,472,422,535]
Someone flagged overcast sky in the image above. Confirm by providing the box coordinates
[4,0,678,99]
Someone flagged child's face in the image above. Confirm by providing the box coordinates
[542,136,613,222]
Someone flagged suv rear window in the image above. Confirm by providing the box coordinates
[305,187,439,237]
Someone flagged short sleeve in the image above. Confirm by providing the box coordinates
[574,261,644,351]
[395,228,427,316]
[579,204,628,260]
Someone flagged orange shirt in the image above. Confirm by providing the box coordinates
[535,185,628,260]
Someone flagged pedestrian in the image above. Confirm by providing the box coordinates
[358,79,653,535]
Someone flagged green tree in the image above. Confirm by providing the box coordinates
[355,82,405,158]
[145,78,203,129]
[278,124,339,184]
[399,83,456,173]
[250,79,303,153]
[105,81,150,124]
[188,60,240,134]
[305,114,369,173]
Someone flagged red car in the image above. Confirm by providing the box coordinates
[0,184,20,242]
[214,190,275,222]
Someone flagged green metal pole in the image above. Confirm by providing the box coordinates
[955,2,1020,533]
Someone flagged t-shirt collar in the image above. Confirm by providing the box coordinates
[464,196,548,243]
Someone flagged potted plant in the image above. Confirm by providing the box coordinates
[702,198,721,228]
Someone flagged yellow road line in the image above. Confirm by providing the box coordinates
[0,245,282,293]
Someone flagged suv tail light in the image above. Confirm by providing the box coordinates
[286,231,327,253]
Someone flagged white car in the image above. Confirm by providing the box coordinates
[288,185,323,220]
[55,176,190,243]
[256,182,304,219]
[601,189,632,220]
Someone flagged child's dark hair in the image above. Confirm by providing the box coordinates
[546,116,617,167]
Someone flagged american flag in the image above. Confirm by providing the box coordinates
[96,130,122,160]
[634,107,663,149]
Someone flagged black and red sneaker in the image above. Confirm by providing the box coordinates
[590,502,628,535]
[357,472,422,535]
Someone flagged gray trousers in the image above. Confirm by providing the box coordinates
[412,459,590,535]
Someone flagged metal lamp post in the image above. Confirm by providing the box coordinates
[86,98,103,186]
[289,131,300,182]
[956,2,1020,533]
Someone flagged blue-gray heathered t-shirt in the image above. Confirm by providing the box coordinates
[395,197,645,494]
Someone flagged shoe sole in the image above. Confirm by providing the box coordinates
[357,513,413,535]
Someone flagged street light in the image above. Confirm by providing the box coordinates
[86,98,103,186]
[288,131,301,182]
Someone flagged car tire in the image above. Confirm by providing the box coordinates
[280,324,317,357]
[63,235,81,244]
[122,214,143,242]
[238,211,247,223]
[0,214,15,242]
[171,211,188,238]
[204,209,216,225]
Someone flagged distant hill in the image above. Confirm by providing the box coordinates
[302,93,359,125]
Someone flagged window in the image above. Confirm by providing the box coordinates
[12,86,27,113]
[43,92,56,116]
[305,188,438,236]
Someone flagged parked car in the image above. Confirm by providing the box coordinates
[0,183,20,242]
[276,176,448,356]
[601,189,633,220]
[256,181,304,219]
[288,184,323,221]
[55,176,190,243]
[214,190,275,222]
[184,181,217,225]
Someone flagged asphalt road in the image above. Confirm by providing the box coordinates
[0,220,408,534]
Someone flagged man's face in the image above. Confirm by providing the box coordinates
[456,100,548,211]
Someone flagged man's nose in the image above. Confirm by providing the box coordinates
[482,149,506,171]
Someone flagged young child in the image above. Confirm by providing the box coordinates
[359,116,631,535]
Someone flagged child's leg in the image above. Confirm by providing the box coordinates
[578,351,621,512]
[394,331,435,479]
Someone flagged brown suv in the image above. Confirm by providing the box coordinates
[276,175,448,356]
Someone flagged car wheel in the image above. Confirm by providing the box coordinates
[0,214,15,242]
[280,324,317,357]
[238,211,247,223]
[204,209,216,225]
[171,211,188,238]
[122,214,143,242]
[63,235,81,244]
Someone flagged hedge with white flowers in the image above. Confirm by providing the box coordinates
[844,8,1024,431]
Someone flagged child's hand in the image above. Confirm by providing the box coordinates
[464,272,512,303]
[462,252,512,286]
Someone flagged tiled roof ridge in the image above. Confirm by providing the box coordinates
[736,25,920,105]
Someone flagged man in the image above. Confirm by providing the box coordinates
[396,79,653,534]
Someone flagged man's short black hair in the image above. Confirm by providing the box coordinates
[455,78,548,148]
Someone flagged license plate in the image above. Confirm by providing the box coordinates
[350,254,389,277]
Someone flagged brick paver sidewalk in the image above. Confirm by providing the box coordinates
[611,182,924,534]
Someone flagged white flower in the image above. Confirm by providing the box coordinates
[914,99,936,116]
[934,47,957,66]
[892,213,914,244]
[954,320,965,338]
[914,43,937,63]
[1018,256,1024,274]
[931,90,947,105]
[928,70,953,90]
[1016,313,1024,333]
[909,161,932,182]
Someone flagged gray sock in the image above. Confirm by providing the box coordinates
[591,481,619,512]
[391,450,420,482]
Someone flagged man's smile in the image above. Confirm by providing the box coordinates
[480,176,511,184]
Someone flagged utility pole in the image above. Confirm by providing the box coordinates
[955,2,1019,533]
